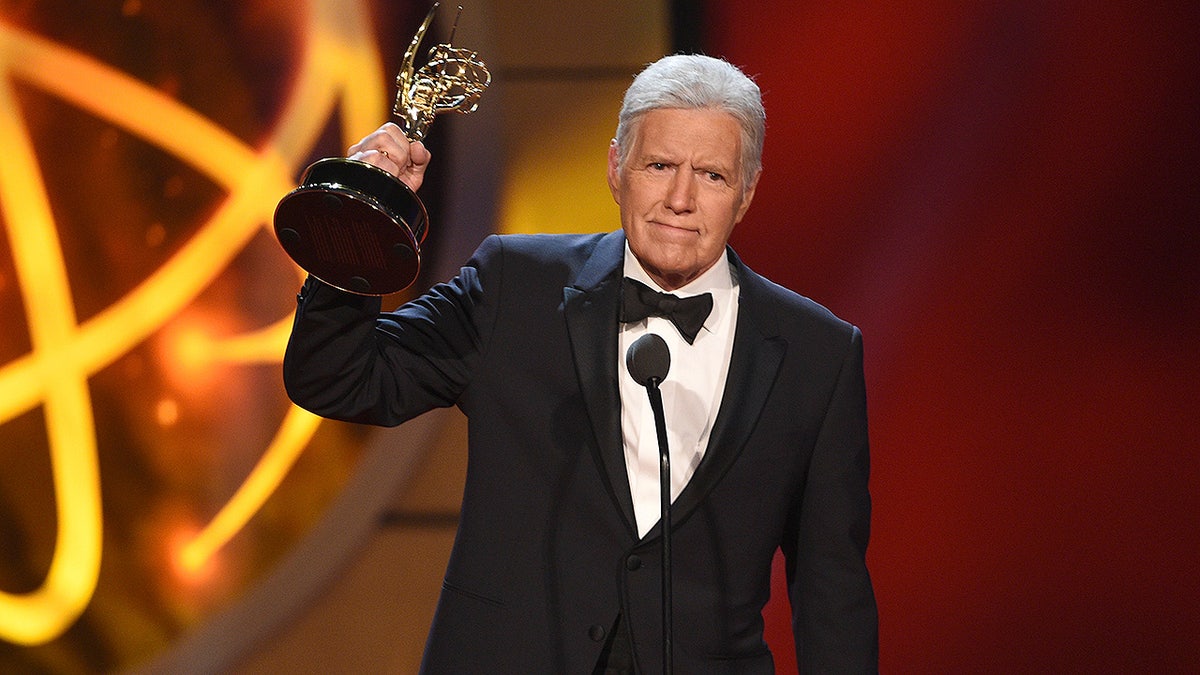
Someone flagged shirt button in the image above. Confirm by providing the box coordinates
[626,555,643,571]
[588,624,606,642]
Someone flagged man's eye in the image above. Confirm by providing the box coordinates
[649,162,668,171]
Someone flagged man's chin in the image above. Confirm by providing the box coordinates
[637,258,704,291]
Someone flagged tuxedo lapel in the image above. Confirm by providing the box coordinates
[647,250,787,539]
[562,231,637,536]
[564,239,788,542]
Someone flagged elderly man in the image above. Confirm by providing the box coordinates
[284,54,877,674]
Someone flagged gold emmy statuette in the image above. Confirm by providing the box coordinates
[273,3,490,295]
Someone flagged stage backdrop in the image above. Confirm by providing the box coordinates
[0,0,437,671]
[704,2,1200,672]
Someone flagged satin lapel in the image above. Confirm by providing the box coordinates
[644,254,787,540]
[563,232,636,535]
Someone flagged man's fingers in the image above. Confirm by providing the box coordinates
[344,123,430,191]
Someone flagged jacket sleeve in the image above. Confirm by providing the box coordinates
[282,236,500,426]
[790,326,879,672]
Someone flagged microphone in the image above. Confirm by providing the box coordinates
[624,333,673,675]
[626,333,670,386]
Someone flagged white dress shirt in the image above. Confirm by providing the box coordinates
[618,243,739,538]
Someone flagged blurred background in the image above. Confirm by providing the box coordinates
[0,0,1196,672]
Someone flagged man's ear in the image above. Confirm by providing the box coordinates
[606,140,622,203]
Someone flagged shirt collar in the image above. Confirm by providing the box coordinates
[622,242,734,297]
[622,242,735,335]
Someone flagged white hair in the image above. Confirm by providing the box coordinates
[615,54,766,188]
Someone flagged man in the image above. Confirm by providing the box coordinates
[284,54,877,673]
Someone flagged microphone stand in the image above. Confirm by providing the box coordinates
[625,332,673,674]
[645,377,673,675]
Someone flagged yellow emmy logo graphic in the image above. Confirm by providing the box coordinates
[0,0,392,645]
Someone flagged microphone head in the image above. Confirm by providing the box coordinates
[626,333,671,387]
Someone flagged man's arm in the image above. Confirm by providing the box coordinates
[281,260,488,427]
[791,326,879,672]
[280,122,484,425]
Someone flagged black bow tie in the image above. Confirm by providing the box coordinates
[619,277,713,344]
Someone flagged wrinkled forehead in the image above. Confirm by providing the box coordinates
[621,108,747,177]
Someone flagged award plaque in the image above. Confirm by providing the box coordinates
[273,3,490,295]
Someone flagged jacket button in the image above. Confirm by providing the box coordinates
[588,624,606,642]
[626,555,642,571]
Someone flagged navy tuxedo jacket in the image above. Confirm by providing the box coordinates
[283,231,877,673]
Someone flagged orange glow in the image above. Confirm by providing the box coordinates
[152,308,248,409]
[0,0,391,645]
[177,329,213,374]
[155,398,180,427]
[169,524,218,585]
[159,320,221,392]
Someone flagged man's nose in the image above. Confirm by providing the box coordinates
[664,170,696,213]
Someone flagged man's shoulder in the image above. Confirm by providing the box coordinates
[486,231,613,257]
[466,231,621,286]
[735,257,858,340]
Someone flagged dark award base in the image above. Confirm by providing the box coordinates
[273,158,429,295]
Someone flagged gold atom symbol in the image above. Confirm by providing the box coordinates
[0,0,391,645]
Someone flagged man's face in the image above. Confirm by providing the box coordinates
[608,107,760,291]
